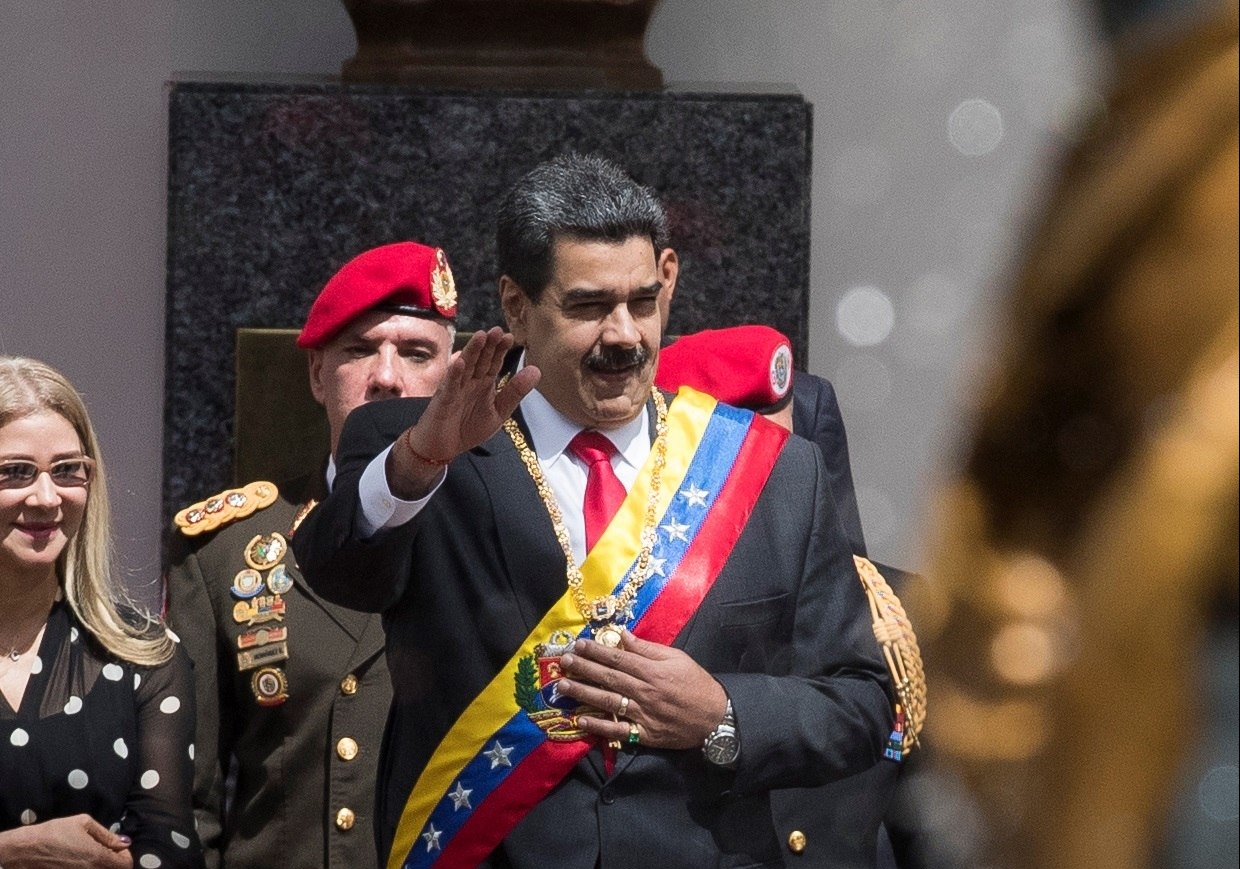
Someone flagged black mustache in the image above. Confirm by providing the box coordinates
[584,345,650,373]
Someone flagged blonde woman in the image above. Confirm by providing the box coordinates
[0,357,202,869]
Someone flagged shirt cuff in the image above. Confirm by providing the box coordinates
[356,444,444,536]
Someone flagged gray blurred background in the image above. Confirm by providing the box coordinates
[0,0,1102,588]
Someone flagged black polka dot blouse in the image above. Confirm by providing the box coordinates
[1,600,204,869]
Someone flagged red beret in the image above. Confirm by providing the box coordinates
[656,325,795,413]
[296,242,458,349]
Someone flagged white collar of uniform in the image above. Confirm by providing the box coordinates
[515,351,652,473]
[325,455,337,493]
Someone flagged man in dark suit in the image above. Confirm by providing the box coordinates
[791,373,867,556]
[656,325,924,869]
[165,241,458,869]
[293,153,892,869]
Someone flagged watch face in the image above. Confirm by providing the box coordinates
[705,732,740,765]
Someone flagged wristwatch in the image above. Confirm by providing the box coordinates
[702,698,740,767]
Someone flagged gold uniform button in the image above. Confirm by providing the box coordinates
[787,830,807,854]
[335,807,356,830]
[340,674,358,696]
[336,737,359,761]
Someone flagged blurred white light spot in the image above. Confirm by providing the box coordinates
[855,486,896,547]
[948,99,1004,156]
[829,146,892,205]
[832,355,893,414]
[897,272,977,364]
[991,623,1057,685]
[1198,765,1239,821]
[836,286,895,347]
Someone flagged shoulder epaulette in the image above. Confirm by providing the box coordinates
[175,481,279,537]
[854,555,926,757]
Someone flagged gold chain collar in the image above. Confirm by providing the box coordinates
[504,391,669,644]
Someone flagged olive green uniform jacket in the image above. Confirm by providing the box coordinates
[166,474,389,869]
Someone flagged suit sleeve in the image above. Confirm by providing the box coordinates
[293,397,427,612]
[164,539,230,869]
[717,440,892,793]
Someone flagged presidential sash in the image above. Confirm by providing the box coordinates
[387,387,789,869]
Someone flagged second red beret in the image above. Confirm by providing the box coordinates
[656,325,795,413]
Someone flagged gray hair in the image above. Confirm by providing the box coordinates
[497,153,670,301]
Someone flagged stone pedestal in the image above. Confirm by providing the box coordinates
[340,0,665,89]
[164,79,812,521]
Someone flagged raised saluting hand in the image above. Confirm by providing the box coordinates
[386,327,540,499]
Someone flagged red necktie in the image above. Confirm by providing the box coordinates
[567,430,626,553]
[567,430,628,775]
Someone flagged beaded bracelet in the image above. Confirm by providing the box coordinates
[401,428,451,467]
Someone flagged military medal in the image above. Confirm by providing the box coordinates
[230,568,265,599]
[237,625,287,649]
[244,532,287,570]
[237,641,289,671]
[232,594,286,626]
[265,563,294,595]
[251,666,289,707]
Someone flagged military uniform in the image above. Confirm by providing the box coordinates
[166,473,389,869]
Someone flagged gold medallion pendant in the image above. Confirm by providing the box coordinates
[595,623,625,649]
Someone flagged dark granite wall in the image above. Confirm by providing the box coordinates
[164,80,812,522]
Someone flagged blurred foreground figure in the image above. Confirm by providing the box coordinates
[910,1,1238,867]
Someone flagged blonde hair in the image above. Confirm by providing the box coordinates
[0,356,173,666]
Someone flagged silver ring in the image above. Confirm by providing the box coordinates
[617,695,630,718]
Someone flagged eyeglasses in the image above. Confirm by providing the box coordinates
[0,457,96,490]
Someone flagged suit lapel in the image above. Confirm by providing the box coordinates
[470,415,569,633]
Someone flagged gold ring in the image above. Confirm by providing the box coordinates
[617,695,630,718]
[626,721,640,746]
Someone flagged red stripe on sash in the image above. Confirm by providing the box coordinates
[635,417,788,645]
[432,739,588,869]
